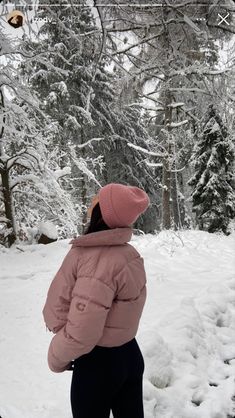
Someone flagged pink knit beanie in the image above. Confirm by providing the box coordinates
[98,183,150,228]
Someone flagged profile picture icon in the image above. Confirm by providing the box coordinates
[7,10,25,28]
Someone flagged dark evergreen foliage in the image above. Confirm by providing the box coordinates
[188,105,235,234]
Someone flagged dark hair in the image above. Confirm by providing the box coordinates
[84,202,111,234]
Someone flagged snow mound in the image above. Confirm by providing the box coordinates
[38,221,58,240]
[140,330,174,389]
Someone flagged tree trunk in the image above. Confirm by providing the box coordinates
[171,167,180,230]
[162,89,172,229]
[1,165,17,246]
[162,155,171,229]
[178,171,188,228]
[161,5,174,230]
[80,126,87,234]
[0,88,17,247]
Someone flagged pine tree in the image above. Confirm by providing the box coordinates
[96,101,159,233]
[188,105,235,234]
[22,1,158,233]
[99,0,234,230]
[21,0,105,233]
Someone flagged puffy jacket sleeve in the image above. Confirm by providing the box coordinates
[47,275,116,373]
[42,248,78,334]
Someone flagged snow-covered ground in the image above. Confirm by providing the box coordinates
[0,230,235,418]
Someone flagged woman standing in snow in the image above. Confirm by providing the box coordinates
[43,183,150,418]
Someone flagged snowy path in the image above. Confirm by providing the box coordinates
[0,230,235,418]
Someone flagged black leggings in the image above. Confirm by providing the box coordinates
[70,337,145,418]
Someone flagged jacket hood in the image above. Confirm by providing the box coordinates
[69,227,133,247]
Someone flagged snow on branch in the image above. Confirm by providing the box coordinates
[10,174,47,192]
[106,17,206,34]
[76,137,104,149]
[169,68,230,77]
[171,166,186,173]
[146,162,163,168]
[69,105,94,126]
[6,149,40,171]
[7,157,35,172]
[7,151,39,170]
[51,81,69,97]
[127,142,167,158]
[166,120,189,128]
[64,115,81,130]
[128,103,164,112]
[70,155,102,187]
[140,92,164,106]
[0,216,8,223]
[167,102,185,108]
[30,55,70,77]
[183,14,202,34]
[111,30,164,56]
[53,166,71,180]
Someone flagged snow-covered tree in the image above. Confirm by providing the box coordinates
[188,105,235,235]
[98,0,235,230]
[20,1,104,232]
[96,101,159,233]
[21,1,158,233]
[0,27,78,247]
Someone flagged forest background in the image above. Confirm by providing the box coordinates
[0,0,235,247]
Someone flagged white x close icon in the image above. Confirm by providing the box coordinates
[218,13,230,26]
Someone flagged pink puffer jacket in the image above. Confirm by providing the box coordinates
[42,227,147,373]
